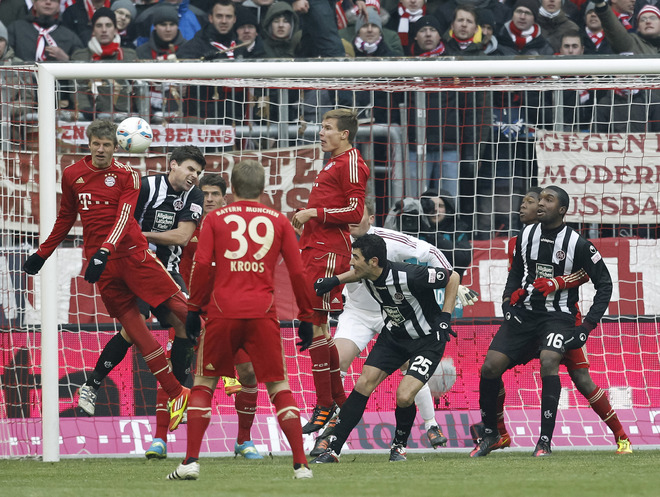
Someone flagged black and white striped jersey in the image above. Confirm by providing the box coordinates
[505,223,612,324]
[134,174,203,273]
[362,260,454,340]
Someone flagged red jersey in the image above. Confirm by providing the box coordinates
[179,225,199,286]
[299,148,370,255]
[37,156,148,261]
[188,200,314,320]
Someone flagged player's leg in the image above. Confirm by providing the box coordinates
[78,328,133,416]
[567,362,632,453]
[389,374,427,462]
[166,375,219,480]
[234,358,262,460]
[335,337,361,377]
[535,348,563,457]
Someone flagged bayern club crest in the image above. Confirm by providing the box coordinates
[104,174,116,187]
[555,250,566,261]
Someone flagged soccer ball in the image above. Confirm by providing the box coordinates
[116,117,153,153]
[427,357,457,399]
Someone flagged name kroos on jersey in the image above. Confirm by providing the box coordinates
[230,260,265,273]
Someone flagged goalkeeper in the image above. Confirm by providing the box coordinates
[471,185,614,458]
[470,187,632,455]
[310,199,478,457]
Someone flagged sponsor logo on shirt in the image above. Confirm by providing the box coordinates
[154,210,176,231]
[540,237,555,244]
[323,161,335,171]
[383,305,406,325]
[536,263,554,279]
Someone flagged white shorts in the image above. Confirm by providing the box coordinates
[334,307,384,352]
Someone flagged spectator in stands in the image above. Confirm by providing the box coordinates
[70,8,138,121]
[0,21,15,62]
[479,8,499,54]
[294,0,356,57]
[595,2,660,54]
[62,0,110,45]
[134,0,203,46]
[136,5,184,59]
[536,0,579,53]
[177,0,247,122]
[582,2,614,54]
[496,0,553,56]
[593,87,660,133]
[0,0,28,28]
[339,5,405,55]
[8,0,83,62]
[111,0,138,47]
[556,31,595,131]
[434,0,510,36]
[261,1,301,58]
[386,0,426,54]
[241,0,274,26]
[420,189,473,279]
[234,5,264,58]
[609,0,636,31]
[408,13,444,55]
[353,7,394,56]
[443,5,485,55]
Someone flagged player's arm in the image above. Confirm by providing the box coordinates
[187,217,216,312]
[313,268,361,296]
[503,231,526,302]
[99,168,141,255]
[321,163,369,225]
[280,221,315,321]
[144,220,197,247]
[414,266,460,315]
[578,240,613,326]
[532,268,590,296]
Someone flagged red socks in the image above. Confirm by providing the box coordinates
[587,386,628,442]
[328,337,346,407]
[235,383,258,445]
[271,389,307,466]
[185,384,214,461]
[309,335,333,407]
[154,386,169,441]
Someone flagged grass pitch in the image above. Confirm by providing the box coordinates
[2,449,659,497]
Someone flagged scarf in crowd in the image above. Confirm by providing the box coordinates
[354,35,382,54]
[84,0,112,22]
[418,41,445,57]
[612,8,633,31]
[538,6,561,19]
[586,27,604,48]
[449,27,482,50]
[89,34,123,60]
[505,20,541,51]
[397,3,426,46]
[33,23,58,61]
[210,40,236,59]
[614,88,640,98]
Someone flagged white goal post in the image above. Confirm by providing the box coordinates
[28,57,660,462]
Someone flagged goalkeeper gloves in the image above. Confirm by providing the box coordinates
[296,321,313,351]
[84,249,109,283]
[314,276,340,296]
[23,253,46,274]
[563,321,597,350]
[433,312,457,344]
[457,285,479,306]
[185,310,202,345]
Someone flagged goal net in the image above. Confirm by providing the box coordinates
[1,59,659,460]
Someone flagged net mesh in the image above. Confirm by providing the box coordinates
[1,63,659,458]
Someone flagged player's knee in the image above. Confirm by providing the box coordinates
[395,390,415,408]
[481,358,505,379]
[539,353,561,375]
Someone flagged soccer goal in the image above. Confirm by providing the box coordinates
[1,58,659,462]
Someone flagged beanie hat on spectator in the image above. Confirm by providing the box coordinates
[584,1,596,14]
[153,5,180,26]
[410,15,442,40]
[0,21,8,42]
[91,7,116,27]
[638,5,660,23]
[512,0,539,21]
[477,8,495,28]
[235,6,258,30]
[111,0,137,20]
[355,7,383,35]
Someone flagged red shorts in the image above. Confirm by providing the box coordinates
[97,249,181,318]
[301,247,350,319]
[562,346,590,371]
[195,316,286,383]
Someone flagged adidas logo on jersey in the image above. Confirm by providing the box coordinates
[205,363,215,371]
[76,177,85,184]
[331,297,341,304]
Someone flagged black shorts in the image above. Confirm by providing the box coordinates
[137,271,186,328]
[364,329,446,383]
[489,309,576,366]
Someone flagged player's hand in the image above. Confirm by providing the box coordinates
[23,253,46,274]
[296,321,313,351]
[533,276,566,297]
[314,276,340,296]
[563,321,597,350]
[502,300,523,326]
[434,312,457,344]
[185,310,202,345]
[84,249,109,283]
[509,288,527,306]
[457,285,479,306]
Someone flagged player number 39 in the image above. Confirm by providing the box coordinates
[224,215,275,260]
